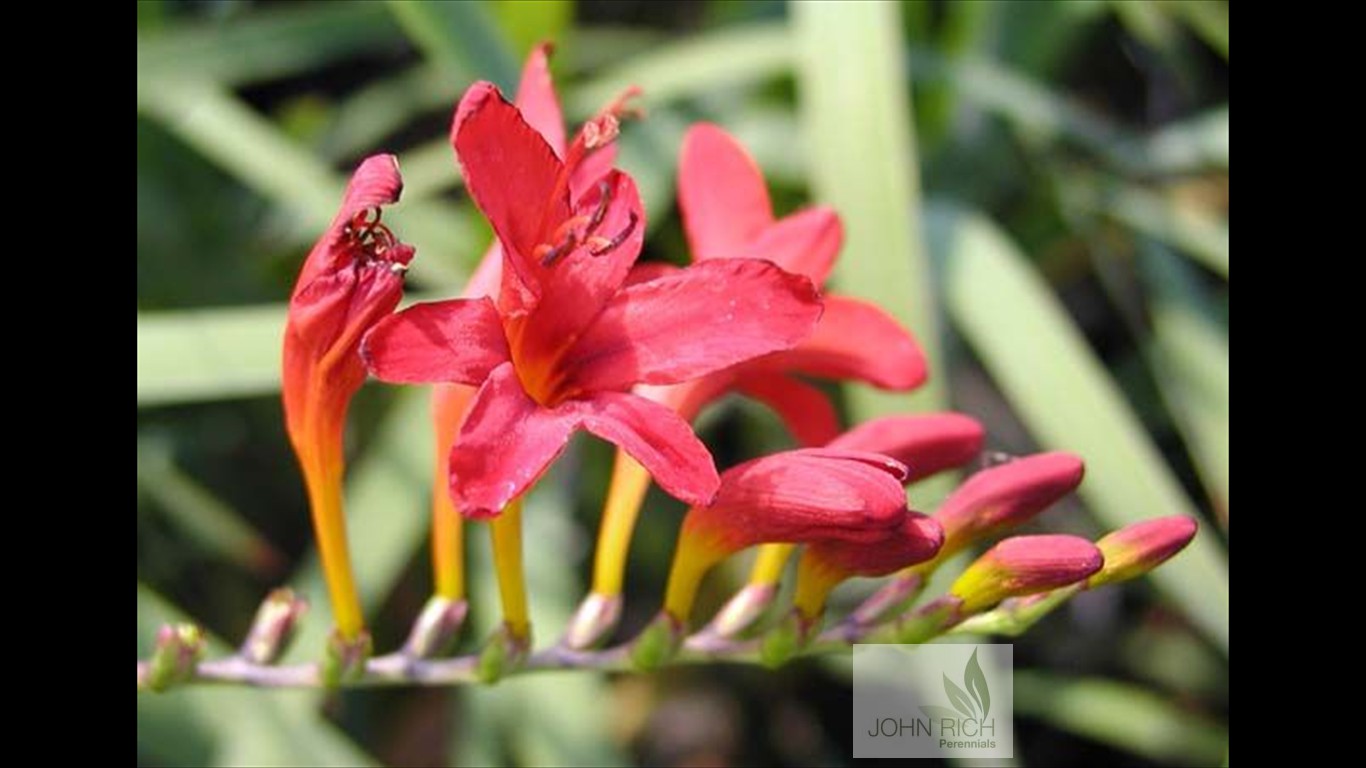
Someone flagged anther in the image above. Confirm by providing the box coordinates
[588,211,639,256]
[537,230,580,267]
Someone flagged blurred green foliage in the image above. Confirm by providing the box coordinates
[137,1,1228,765]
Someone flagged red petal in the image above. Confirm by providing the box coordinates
[561,391,720,507]
[452,82,570,310]
[564,258,822,391]
[826,413,984,480]
[737,207,842,285]
[935,452,1085,548]
[623,261,682,288]
[462,241,504,299]
[448,362,578,518]
[808,512,944,577]
[449,366,720,517]
[514,43,566,157]
[735,374,842,447]
[690,449,911,552]
[361,298,509,385]
[768,294,927,390]
[679,123,772,260]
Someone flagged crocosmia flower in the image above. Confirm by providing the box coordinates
[282,154,413,641]
[363,83,823,518]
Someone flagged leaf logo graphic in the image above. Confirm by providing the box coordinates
[964,648,990,719]
[925,648,991,721]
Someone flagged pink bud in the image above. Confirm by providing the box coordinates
[951,534,1103,612]
[1090,516,1198,587]
[935,452,1085,554]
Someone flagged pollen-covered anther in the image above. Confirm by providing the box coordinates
[582,115,620,151]
[588,211,639,256]
[345,206,400,262]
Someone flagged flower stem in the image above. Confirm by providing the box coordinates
[747,543,795,586]
[591,454,653,596]
[432,498,465,600]
[490,497,530,640]
[300,430,364,641]
[663,528,720,622]
[430,384,473,600]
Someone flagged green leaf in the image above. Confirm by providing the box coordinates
[136,78,474,286]
[1015,670,1227,764]
[137,438,282,574]
[1139,242,1229,515]
[964,647,991,719]
[792,0,944,418]
[386,0,519,91]
[943,673,977,719]
[913,50,1228,175]
[930,201,1229,651]
[568,21,792,117]
[137,305,284,406]
[490,0,574,58]
[137,2,399,87]
[1057,171,1228,278]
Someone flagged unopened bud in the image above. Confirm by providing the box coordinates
[563,593,623,650]
[240,588,307,665]
[403,596,468,659]
[950,535,1103,613]
[1090,516,1198,588]
[145,623,205,692]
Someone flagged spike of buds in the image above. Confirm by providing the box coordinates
[950,535,1104,613]
[240,588,308,665]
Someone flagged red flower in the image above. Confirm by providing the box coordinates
[363,84,823,518]
[282,154,414,640]
[426,43,598,600]
[637,123,928,443]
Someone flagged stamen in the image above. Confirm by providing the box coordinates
[588,211,639,256]
[537,230,579,267]
[586,180,614,232]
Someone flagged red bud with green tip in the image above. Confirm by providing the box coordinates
[951,535,1103,613]
[1090,516,1198,587]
